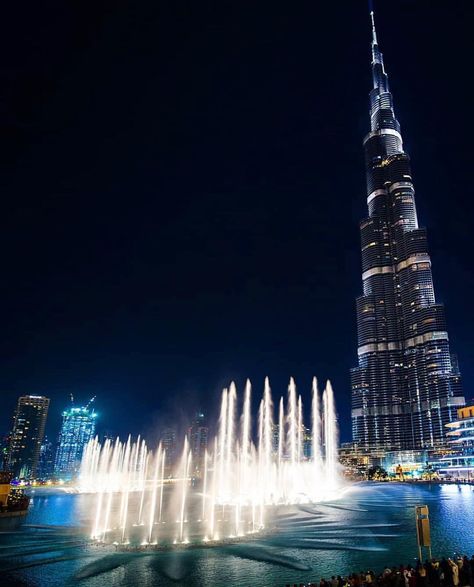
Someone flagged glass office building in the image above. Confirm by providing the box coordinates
[54,404,97,480]
[8,395,50,479]
[351,11,465,450]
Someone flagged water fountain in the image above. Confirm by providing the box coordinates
[79,377,339,546]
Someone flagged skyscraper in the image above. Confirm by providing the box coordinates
[187,412,208,474]
[160,427,177,473]
[8,396,50,479]
[54,400,97,480]
[37,436,55,480]
[351,10,465,451]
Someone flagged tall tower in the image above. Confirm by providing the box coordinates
[187,411,208,475]
[54,399,97,480]
[351,9,465,451]
[8,395,50,479]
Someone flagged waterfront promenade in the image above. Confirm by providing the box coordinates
[286,553,474,587]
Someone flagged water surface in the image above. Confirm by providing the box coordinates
[1,482,473,587]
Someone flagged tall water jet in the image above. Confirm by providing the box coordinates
[278,397,284,469]
[208,438,218,540]
[158,448,165,523]
[323,380,338,486]
[148,446,161,543]
[81,376,341,547]
[137,439,147,525]
[225,383,237,499]
[287,378,298,467]
[119,436,132,543]
[312,377,321,479]
[218,388,228,499]
[178,438,192,543]
[241,380,252,495]
[263,377,273,473]
[297,395,303,465]
[201,449,208,521]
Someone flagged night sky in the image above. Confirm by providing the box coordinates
[1,1,474,443]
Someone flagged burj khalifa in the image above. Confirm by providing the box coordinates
[351,9,465,451]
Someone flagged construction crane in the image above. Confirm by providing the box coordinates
[85,396,96,410]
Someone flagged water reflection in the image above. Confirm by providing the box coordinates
[1,483,473,587]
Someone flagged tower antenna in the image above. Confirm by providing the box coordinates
[369,2,378,45]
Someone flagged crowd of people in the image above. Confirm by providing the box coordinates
[287,555,474,587]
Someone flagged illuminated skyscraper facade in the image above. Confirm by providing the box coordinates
[188,412,208,474]
[54,403,97,480]
[8,395,50,479]
[160,427,178,474]
[37,436,55,480]
[351,11,465,450]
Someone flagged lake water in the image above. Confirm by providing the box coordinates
[1,482,474,587]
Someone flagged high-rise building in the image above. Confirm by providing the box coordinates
[438,405,474,478]
[160,427,177,472]
[54,401,97,480]
[0,433,11,470]
[37,436,55,480]
[351,10,465,451]
[8,396,50,479]
[303,427,312,460]
[187,412,208,474]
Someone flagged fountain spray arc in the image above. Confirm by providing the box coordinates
[80,377,339,546]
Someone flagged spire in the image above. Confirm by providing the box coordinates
[370,10,378,46]
[369,3,388,91]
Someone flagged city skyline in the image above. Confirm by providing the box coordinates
[1,3,474,442]
[2,5,474,586]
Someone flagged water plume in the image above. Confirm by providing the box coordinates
[80,376,340,546]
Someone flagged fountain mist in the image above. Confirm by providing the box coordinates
[80,377,340,546]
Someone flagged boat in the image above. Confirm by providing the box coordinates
[0,471,30,529]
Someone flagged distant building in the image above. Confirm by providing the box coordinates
[272,423,279,456]
[37,436,55,480]
[8,396,50,479]
[188,412,208,474]
[160,427,177,472]
[339,441,384,477]
[0,433,11,470]
[436,406,474,479]
[303,427,312,460]
[54,401,97,480]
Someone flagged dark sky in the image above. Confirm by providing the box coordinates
[1,1,474,443]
